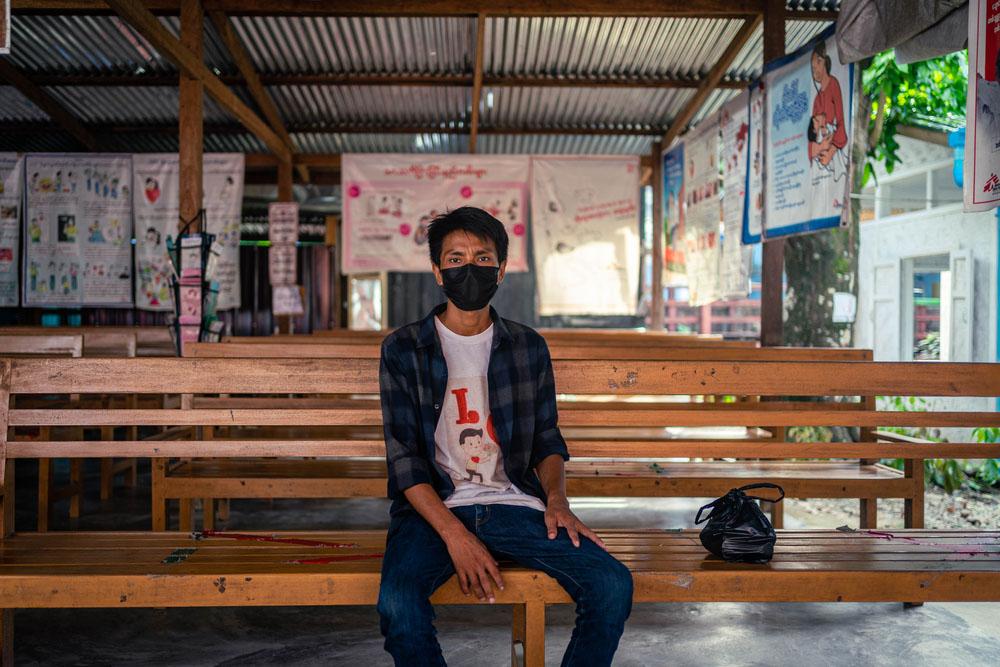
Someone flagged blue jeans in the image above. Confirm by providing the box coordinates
[377,504,633,667]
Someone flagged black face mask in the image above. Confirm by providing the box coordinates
[439,264,500,311]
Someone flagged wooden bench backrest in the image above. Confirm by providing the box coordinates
[3,357,999,459]
[253,330,750,348]
[0,335,83,358]
[188,341,872,361]
[0,327,166,356]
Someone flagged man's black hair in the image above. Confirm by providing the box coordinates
[427,206,509,266]
[459,428,483,445]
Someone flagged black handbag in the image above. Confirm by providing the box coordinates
[694,483,785,564]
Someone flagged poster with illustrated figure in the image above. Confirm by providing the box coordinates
[763,27,853,238]
[23,154,133,306]
[742,83,765,244]
[531,156,640,316]
[682,116,723,306]
[719,93,752,299]
[662,144,685,285]
[966,0,1000,211]
[132,153,244,310]
[341,154,529,273]
[0,153,22,306]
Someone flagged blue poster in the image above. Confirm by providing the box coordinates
[662,144,685,283]
[762,26,853,239]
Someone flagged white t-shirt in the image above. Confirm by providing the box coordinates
[433,316,546,511]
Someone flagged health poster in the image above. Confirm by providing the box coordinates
[683,115,723,307]
[966,0,1000,211]
[763,27,853,238]
[531,156,640,316]
[132,154,178,311]
[0,153,22,305]
[342,154,529,273]
[742,82,765,244]
[719,92,752,299]
[24,154,133,307]
[662,144,686,285]
[132,153,244,311]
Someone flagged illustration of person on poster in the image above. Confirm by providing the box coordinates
[807,41,848,184]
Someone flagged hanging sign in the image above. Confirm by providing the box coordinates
[966,0,1000,211]
[662,144,686,285]
[531,156,640,316]
[682,116,723,306]
[24,154,133,307]
[742,82,765,244]
[763,27,853,238]
[720,92,753,299]
[0,153,22,305]
[342,154,530,274]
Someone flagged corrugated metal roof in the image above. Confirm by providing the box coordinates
[43,86,237,124]
[485,17,743,80]
[480,86,685,130]
[2,5,839,155]
[230,16,475,75]
[268,85,470,128]
[479,134,653,154]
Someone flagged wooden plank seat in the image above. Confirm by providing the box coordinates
[3,357,1000,665]
[1,528,1000,667]
[0,326,174,357]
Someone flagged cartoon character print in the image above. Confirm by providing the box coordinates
[457,427,497,484]
[444,385,506,488]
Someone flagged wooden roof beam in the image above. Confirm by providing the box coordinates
[104,0,291,162]
[208,10,307,182]
[660,14,762,148]
[27,72,755,89]
[469,13,486,153]
[0,57,99,150]
[14,1,769,18]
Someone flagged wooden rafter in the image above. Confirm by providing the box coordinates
[660,14,762,148]
[14,1,769,18]
[104,0,291,162]
[208,10,307,183]
[27,72,754,89]
[0,57,98,150]
[469,13,486,153]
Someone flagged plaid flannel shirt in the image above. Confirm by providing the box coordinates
[379,303,570,517]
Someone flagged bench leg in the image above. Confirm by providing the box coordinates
[100,458,113,502]
[179,499,193,532]
[37,459,50,532]
[905,459,925,529]
[768,501,783,529]
[512,601,545,667]
[151,459,167,531]
[0,609,12,667]
[859,498,877,529]
[202,498,214,531]
[218,498,230,522]
[69,459,82,521]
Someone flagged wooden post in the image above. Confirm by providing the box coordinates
[179,0,204,233]
[650,141,665,330]
[512,601,545,667]
[469,13,486,153]
[760,0,784,347]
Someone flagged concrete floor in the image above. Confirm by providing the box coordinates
[12,461,1000,666]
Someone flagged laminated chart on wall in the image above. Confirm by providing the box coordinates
[132,153,244,311]
[662,144,686,285]
[683,116,723,307]
[0,153,22,306]
[719,92,753,299]
[24,154,133,307]
[966,0,1000,211]
[742,83,765,244]
[763,26,853,238]
[341,154,529,273]
[531,156,640,316]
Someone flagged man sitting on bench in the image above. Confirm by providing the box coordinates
[377,207,633,666]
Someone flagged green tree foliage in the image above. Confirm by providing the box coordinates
[862,50,967,184]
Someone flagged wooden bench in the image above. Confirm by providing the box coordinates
[2,357,999,666]
[173,341,896,532]
[0,333,139,530]
[0,326,173,357]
